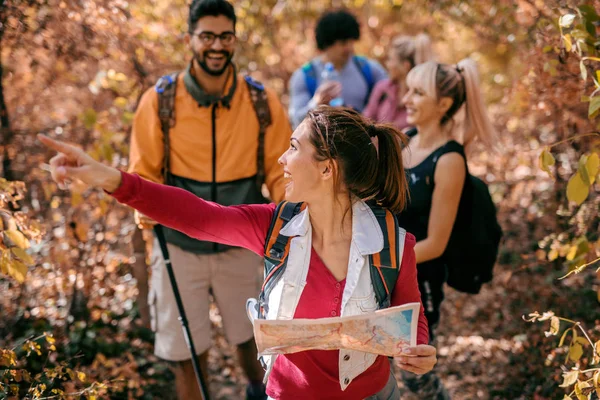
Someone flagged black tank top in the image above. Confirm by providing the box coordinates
[396,133,466,246]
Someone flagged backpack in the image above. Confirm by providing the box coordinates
[427,138,502,294]
[301,55,375,108]
[256,201,407,320]
[154,72,272,186]
[444,170,502,294]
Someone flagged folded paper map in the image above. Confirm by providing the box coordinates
[246,299,419,357]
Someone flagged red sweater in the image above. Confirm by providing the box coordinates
[111,172,429,398]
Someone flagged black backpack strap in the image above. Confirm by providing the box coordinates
[368,205,406,309]
[258,201,305,318]
[245,76,273,190]
[404,127,418,139]
[155,72,180,183]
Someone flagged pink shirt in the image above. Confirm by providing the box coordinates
[110,172,429,399]
[363,79,410,131]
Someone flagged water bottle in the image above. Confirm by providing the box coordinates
[321,62,344,107]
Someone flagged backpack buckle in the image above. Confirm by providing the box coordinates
[269,247,284,260]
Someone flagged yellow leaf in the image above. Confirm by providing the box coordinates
[564,34,573,52]
[561,370,580,387]
[548,248,559,261]
[570,342,584,362]
[575,380,591,400]
[567,173,590,205]
[113,97,128,108]
[4,230,29,249]
[581,60,588,81]
[546,316,560,336]
[11,247,33,265]
[579,155,592,185]
[539,148,556,178]
[71,191,83,207]
[0,251,9,275]
[589,97,600,119]
[560,328,572,347]
[77,371,86,382]
[7,259,27,283]
[567,245,578,261]
[587,153,599,184]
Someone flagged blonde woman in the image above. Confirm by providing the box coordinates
[396,59,497,399]
[363,34,434,131]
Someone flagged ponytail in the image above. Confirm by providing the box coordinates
[370,124,409,214]
[407,58,498,151]
[456,58,497,151]
[306,107,409,214]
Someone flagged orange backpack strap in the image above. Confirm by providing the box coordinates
[244,76,272,191]
[368,205,406,309]
[258,201,306,318]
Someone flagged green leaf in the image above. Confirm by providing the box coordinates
[560,14,577,28]
[539,148,556,178]
[589,97,600,118]
[567,173,590,205]
[561,370,579,387]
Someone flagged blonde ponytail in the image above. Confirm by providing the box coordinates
[456,58,497,151]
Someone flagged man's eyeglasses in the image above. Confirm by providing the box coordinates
[191,31,236,46]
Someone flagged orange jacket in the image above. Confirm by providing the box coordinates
[128,69,291,203]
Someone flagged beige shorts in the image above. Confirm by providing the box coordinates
[149,239,262,361]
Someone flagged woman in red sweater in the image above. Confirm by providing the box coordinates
[40,107,435,400]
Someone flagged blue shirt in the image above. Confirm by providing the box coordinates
[288,56,388,128]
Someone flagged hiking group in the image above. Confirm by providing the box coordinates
[39,0,502,399]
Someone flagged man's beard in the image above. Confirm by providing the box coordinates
[194,50,234,76]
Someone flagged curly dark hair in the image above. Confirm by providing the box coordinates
[188,0,236,33]
[315,9,360,50]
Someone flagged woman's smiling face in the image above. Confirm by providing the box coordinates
[278,121,330,203]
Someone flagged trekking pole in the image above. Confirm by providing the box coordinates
[153,224,210,400]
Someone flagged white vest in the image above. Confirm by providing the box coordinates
[262,199,406,391]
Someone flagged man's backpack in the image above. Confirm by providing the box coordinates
[256,201,406,319]
[154,72,272,186]
[301,55,375,107]
[433,141,502,294]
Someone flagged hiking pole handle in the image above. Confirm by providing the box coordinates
[153,224,210,400]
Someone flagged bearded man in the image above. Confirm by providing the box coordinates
[128,0,291,398]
